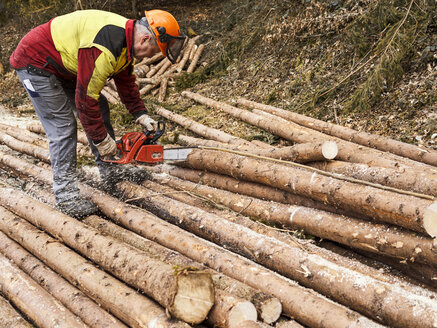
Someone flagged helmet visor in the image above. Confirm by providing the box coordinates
[165,34,186,64]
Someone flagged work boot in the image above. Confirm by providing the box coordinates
[56,197,99,219]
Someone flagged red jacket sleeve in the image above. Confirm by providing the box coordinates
[75,47,108,143]
[113,64,147,118]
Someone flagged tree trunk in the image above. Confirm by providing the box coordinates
[237,98,437,167]
[155,106,256,147]
[175,134,338,162]
[27,122,89,145]
[183,148,437,235]
[149,173,437,268]
[0,231,127,328]
[83,215,281,325]
[182,91,434,173]
[0,206,191,328]
[0,294,33,328]
[117,181,437,328]
[0,152,388,328]
[0,251,87,328]
[0,188,214,325]
[187,44,205,73]
[310,160,437,197]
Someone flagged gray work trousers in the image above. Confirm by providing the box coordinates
[16,69,114,203]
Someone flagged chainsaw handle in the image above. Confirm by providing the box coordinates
[145,120,165,144]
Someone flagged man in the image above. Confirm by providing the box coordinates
[10,9,186,218]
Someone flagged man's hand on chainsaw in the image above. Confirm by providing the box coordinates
[135,114,157,133]
[94,134,118,160]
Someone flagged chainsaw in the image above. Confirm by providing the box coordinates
[102,121,194,165]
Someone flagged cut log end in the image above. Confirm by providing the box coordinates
[228,301,258,328]
[423,202,437,238]
[259,298,282,324]
[171,271,214,324]
[321,141,338,160]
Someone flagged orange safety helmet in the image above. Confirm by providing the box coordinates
[139,10,186,64]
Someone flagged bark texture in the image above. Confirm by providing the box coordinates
[27,122,89,145]
[0,205,191,328]
[0,188,214,324]
[184,148,437,235]
[0,295,33,328]
[0,231,127,328]
[237,98,437,167]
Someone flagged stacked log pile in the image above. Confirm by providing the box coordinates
[1,90,437,328]
[102,37,205,104]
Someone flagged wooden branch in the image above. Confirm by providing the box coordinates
[237,98,437,168]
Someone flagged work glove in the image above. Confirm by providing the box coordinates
[135,114,157,133]
[94,134,118,159]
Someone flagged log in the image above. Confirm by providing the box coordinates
[182,91,435,172]
[107,79,117,91]
[183,148,437,235]
[275,318,305,328]
[157,165,357,217]
[0,131,50,163]
[0,188,214,324]
[175,134,338,162]
[0,153,386,328]
[237,98,437,167]
[150,173,437,268]
[155,106,256,148]
[0,230,127,328]
[158,77,169,102]
[134,64,150,77]
[147,58,168,78]
[310,160,437,197]
[187,44,205,73]
[0,206,190,328]
[27,122,89,145]
[178,39,195,73]
[156,59,173,77]
[117,181,437,328]
[249,139,274,149]
[136,52,164,66]
[0,294,33,328]
[0,251,87,328]
[138,65,178,86]
[189,44,198,61]
[102,87,120,105]
[139,80,161,96]
[83,215,281,324]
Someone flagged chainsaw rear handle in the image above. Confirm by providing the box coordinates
[145,120,165,144]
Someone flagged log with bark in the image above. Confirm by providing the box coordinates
[0,152,394,328]
[136,52,164,66]
[310,160,437,197]
[182,91,435,173]
[0,294,33,328]
[155,106,256,148]
[187,44,205,73]
[117,181,437,328]
[83,215,281,325]
[237,98,437,167]
[0,250,87,328]
[0,131,50,163]
[146,58,168,78]
[0,188,214,324]
[27,122,89,145]
[177,39,195,73]
[182,148,437,236]
[0,230,127,328]
[174,134,338,162]
[134,64,150,77]
[0,205,191,328]
[158,77,169,102]
[102,87,120,105]
[149,173,437,268]
[156,59,173,77]
[275,318,305,328]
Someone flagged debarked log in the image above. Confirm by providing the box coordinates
[0,189,214,324]
[183,148,437,236]
[117,180,437,328]
[0,294,33,328]
[0,231,127,328]
[27,122,89,145]
[0,206,191,328]
[0,249,87,328]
